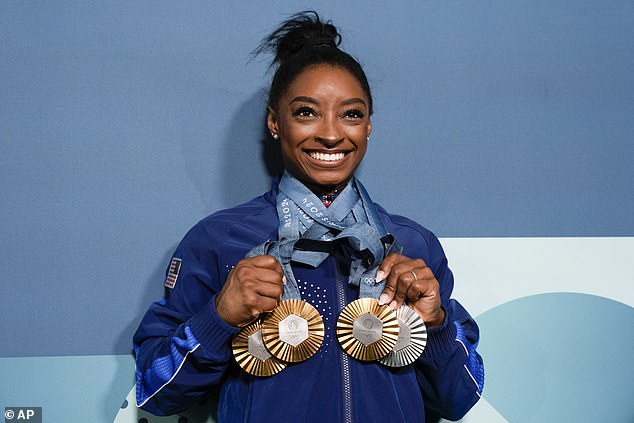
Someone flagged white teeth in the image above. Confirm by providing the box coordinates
[309,152,346,162]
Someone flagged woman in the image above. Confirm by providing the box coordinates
[134,12,484,422]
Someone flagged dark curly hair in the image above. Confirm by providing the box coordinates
[255,11,373,114]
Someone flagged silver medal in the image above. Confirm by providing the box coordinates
[379,305,427,367]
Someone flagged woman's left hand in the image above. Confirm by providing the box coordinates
[377,253,445,328]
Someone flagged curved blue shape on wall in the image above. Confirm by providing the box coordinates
[478,293,634,422]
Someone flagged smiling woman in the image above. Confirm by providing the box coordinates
[133,11,484,422]
[268,65,371,193]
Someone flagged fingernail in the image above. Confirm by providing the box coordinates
[378,294,390,305]
[389,300,398,310]
[376,270,386,281]
[282,275,287,285]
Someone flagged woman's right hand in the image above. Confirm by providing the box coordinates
[215,255,285,327]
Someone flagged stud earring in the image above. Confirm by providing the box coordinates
[367,135,370,142]
[271,133,279,140]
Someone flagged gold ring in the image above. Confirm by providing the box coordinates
[409,270,417,281]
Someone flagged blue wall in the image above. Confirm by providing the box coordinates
[1,2,632,422]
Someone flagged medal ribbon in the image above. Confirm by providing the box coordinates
[247,172,401,300]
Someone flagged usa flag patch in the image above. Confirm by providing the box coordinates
[164,257,182,289]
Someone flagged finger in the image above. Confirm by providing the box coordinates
[416,265,435,282]
[378,254,409,305]
[252,277,284,301]
[403,265,436,299]
[255,295,279,314]
[405,277,443,326]
[389,262,418,310]
[233,262,285,289]
[386,260,431,308]
[250,255,286,284]
[241,285,282,315]
[376,253,406,282]
[241,295,279,325]
[405,277,432,303]
[251,267,285,285]
[250,255,284,272]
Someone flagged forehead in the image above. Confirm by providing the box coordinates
[283,64,368,102]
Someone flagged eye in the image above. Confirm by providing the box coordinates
[292,106,318,119]
[342,108,365,120]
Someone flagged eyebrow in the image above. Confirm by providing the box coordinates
[289,96,367,108]
[342,98,367,107]
[290,96,319,105]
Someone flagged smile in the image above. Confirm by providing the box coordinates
[308,151,347,162]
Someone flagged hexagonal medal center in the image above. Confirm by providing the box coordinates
[248,329,272,362]
[278,314,309,347]
[393,318,411,352]
[352,313,383,346]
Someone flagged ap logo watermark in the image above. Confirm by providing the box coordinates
[4,408,42,423]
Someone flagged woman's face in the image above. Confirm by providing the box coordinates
[267,64,372,193]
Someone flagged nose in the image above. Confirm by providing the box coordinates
[315,114,343,147]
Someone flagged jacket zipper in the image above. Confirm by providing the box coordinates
[336,262,353,423]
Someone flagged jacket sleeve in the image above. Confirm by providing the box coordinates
[412,233,485,421]
[133,224,240,416]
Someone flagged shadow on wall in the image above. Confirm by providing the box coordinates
[106,88,284,422]
[175,83,283,212]
[220,88,283,208]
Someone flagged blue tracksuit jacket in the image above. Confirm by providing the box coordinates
[133,177,484,422]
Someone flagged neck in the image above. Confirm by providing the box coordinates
[299,179,352,198]
[320,188,340,207]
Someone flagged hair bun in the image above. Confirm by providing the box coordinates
[302,22,339,49]
[256,11,342,66]
[256,10,373,114]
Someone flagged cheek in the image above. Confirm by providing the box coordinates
[356,144,368,163]
[279,139,305,168]
[346,127,370,149]
[282,124,313,142]
[354,135,369,162]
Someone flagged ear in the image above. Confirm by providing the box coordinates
[366,118,372,139]
[267,107,279,139]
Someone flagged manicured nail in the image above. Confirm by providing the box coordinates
[389,300,398,310]
[376,270,386,281]
[378,294,390,305]
[282,275,287,285]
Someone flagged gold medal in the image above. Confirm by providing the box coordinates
[336,298,399,361]
[232,319,286,377]
[379,305,427,367]
[261,299,325,363]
